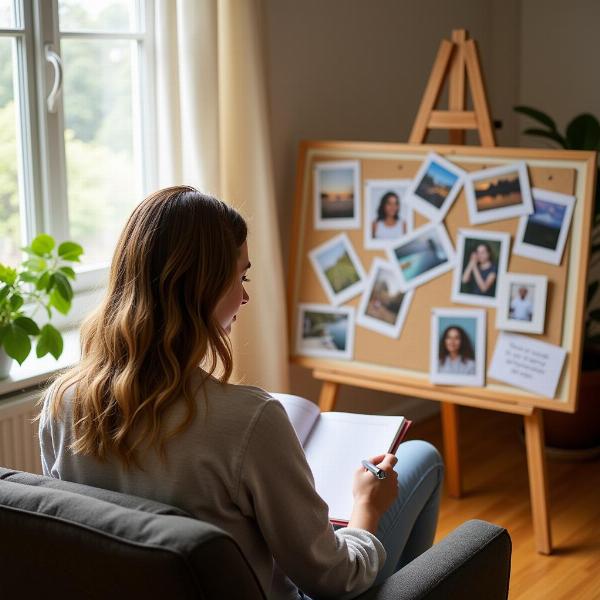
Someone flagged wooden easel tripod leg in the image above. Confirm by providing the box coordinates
[318,380,339,412]
[524,408,553,554]
[441,403,462,497]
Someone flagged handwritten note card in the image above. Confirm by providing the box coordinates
[488,333,567,398]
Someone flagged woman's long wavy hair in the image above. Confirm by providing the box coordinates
[45,186,247,467]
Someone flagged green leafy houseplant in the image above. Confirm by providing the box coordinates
[0,234,83,377]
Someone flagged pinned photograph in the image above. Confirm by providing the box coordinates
[513,188,576,265]
[314,160,361,230]
[464,162,533,225]
[309,233,366,305]
[496,273,548,334]
[430,308,486,387]
[451,229,510,307]
[356,258,414,338]
[364,179,414,249]
[405,152,466,221]
[296,304,355,359]
[386,223,455,290]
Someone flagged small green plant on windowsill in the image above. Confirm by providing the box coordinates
[0,234,83,378]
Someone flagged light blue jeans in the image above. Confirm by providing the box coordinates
[372,439,444,584]
[300,440,444,598]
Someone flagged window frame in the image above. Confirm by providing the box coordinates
[1,0,157,328]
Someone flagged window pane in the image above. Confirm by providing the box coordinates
[58,0,138,33]
[0,0,16,28]
[0,38,22,267]
[62,39,141,266]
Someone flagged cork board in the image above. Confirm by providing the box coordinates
[288,142,597,413]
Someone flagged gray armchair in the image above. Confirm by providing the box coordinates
[0,467,511,599]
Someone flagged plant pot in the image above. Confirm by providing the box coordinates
[0,347,13,380]
[542,369,600,460]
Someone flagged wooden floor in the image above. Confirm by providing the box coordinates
[406,407,600,600]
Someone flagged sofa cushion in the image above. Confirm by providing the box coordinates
[0,470,266,599]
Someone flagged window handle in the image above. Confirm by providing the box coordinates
[45,44,63,113]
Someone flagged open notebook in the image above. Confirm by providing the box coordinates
[270,393,411,526]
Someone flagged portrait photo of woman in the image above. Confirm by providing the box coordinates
[438,325,476,375]
[461,241,498,297]
[452,229,510,308]
[364,180,413,249]
[372,191,405,240]
[430,308,486,387]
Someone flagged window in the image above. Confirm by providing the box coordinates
[0,0,155,301]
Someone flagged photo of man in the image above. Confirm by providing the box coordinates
[509,285,534,322]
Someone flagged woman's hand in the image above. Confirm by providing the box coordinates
[348,454,399,533]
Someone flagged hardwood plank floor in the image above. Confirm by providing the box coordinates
[406,407,600,600]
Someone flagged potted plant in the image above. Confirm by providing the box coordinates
[515,106,600,456]
[0,234,83,379]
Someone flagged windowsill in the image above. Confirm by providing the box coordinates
[0,329,80,399]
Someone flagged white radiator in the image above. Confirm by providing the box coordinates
[0,390,43,474]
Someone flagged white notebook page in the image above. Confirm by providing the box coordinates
[270,393,321,446]
[304,413,404,522]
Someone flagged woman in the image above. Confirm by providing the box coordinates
[371,191,405,240]
[461,242,497,297]
[438,325,476,375]
[39,186,443,600]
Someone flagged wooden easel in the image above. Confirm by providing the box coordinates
[314,29,553,555]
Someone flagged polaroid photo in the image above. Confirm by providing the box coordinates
[464,162,533,225]
[314,160,361,230]
[309,233,367,305]
[296,303,355,360]
[496,273,548,334]
[451,228,510,308]
[404,152,466,221]
[363,179,414,250]
[356,258,414,338]
[430,307,486,387]
[513,188,576,266]
[386,222,455,291]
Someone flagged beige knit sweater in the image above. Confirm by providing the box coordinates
[39,371,385,599]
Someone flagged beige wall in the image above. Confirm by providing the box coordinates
[263,0,599,412]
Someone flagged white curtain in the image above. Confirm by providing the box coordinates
[155,0,289,392]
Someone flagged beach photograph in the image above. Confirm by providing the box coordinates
[389,224,454,289]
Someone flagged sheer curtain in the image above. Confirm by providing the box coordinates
[154,0,289,391]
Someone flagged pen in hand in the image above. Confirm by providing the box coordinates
[361,459,388,480]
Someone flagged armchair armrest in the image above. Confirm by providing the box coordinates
[356,519,511,600]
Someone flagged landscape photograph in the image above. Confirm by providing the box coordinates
[318,166,356,219]
[522,197,567,249]
[414,160,459,208]
[474,172,522,212]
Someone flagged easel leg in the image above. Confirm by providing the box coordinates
[318,381,339,412]
[441,403,462,498]
[524,409,552,554]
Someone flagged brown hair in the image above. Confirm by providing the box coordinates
[45,186,247,467]
[438,325,475,364]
